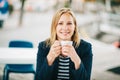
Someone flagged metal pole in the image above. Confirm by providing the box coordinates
[19,0,25,26]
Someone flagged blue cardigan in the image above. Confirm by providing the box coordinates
[35,39,93,80]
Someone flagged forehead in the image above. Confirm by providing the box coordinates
[61,12,72,17]
[59,13,73,20]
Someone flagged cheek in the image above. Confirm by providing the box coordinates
[56,26,61,35]
[56,26,59,33]
[71,27,75,34]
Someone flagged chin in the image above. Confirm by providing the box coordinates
[61,38,70,41]
[59,35,71,40]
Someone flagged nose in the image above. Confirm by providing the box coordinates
[62,24,69,30]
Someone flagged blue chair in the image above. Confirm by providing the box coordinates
[3,40,35,80]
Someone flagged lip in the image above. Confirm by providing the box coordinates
[61,32,70,35]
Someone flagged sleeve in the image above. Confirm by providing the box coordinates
[71,42,93,80]
[35,42,54,80]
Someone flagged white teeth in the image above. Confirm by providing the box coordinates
[62,32,69,34]
[61,32,69,33]
[60,31,70,35]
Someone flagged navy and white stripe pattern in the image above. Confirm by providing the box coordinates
[57,56,70,80]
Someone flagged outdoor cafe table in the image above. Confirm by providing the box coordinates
[0,47,37,64]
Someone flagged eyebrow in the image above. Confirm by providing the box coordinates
[58,21,73,22]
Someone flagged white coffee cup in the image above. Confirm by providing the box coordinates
[60,41,73,46]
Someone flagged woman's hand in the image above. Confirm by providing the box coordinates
[62,45,81,70]
[47,40,61,66]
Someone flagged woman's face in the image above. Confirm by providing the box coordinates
[56,13,75,41]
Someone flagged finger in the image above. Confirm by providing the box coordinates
[53,41,61,47]
[62,50,68,55]
[55,46,62,54]
[55,46,62,50]
[52,46,61,55]
[62,47,69,53]
[56,49,61,55]
[62,45,72,48]
[61,52,68,57]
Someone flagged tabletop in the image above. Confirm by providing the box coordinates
[0,47,38,64]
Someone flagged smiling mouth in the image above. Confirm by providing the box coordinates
[61,32,70,35]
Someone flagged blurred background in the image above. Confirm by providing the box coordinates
[0,0,120,80]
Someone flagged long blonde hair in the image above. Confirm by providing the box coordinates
[46,8,80,48]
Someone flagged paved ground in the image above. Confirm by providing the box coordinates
[0,10,120,80]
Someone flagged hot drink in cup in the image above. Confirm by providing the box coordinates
[60,41,73,57]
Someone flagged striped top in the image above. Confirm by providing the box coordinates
[57,56,70,80]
